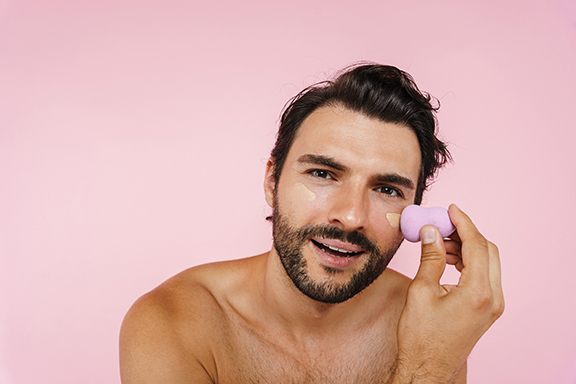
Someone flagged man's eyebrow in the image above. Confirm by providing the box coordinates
[296,154,347,172]
[375,173,415,190]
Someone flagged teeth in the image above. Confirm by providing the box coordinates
[323,243,355,254]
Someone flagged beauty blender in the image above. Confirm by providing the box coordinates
[400,205,455,242]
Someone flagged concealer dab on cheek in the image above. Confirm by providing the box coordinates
[386,213,401,228]
[294,182,316,201]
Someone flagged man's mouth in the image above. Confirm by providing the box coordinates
[311,239,364,258]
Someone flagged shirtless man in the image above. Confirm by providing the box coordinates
[119,64,504,383]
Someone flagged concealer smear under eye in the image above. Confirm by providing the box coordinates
[294,182,316,201]
[386,213,401,228]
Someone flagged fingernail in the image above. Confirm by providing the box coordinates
[421,226,436,244]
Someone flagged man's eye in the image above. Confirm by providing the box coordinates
[377,186,402,197]
[310,169,332,179]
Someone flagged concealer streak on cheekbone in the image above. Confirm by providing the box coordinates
[386,213,401,228]
[294,182,316,201]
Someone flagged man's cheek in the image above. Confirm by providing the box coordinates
[385,212,401,229]
[293,183,316,201]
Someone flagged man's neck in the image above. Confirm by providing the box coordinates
[257,249,392,341]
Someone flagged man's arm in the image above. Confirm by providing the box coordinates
[119,290,215,384]
[388,204,504,383]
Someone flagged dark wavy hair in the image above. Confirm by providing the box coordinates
[269,63,451,205]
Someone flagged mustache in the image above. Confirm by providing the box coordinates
[297,224,380,255]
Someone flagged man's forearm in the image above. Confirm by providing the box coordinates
[384,358,466,384]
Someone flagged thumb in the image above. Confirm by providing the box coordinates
[414,225,446,285]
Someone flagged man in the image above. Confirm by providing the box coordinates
[119,64,504,383]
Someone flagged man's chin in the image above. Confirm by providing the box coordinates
[297,282,366,304]
[292,265,384,304]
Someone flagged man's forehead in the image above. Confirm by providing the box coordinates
[294,106,416,144]
[289,106,421,170]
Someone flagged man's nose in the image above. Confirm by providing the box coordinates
[327,183,369,232]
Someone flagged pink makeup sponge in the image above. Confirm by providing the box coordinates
[400,205,455,242]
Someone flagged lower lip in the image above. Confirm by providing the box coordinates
[312,242,363,269]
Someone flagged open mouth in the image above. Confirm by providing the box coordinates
[311,239,364,258]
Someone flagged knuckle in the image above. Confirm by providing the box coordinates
[470,286,493,310]
[492,295,506,320]
[469,286,505,320]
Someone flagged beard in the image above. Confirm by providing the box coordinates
[272,203,403,304]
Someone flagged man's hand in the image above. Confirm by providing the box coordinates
[390,204,504,383]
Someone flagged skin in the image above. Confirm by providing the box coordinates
[119,105,504,383]
[386,212,401,228]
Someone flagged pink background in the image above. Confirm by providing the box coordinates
[1,0,576,383]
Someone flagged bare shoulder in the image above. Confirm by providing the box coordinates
[119,255,265,384]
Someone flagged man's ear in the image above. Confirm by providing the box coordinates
[264,158,276,208]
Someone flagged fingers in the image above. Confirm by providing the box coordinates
[413,204,503,309]
[445,254,464,272]
[487,241,505,317]
[448,204,505,318]
[444,239,463,272]
[448,204,490,283]
[444,239,461,257]
[487,241,502,292]
[413,225,447,286]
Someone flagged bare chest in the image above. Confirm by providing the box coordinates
[214,320,398,384]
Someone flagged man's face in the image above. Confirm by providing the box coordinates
[265,105,421,303]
